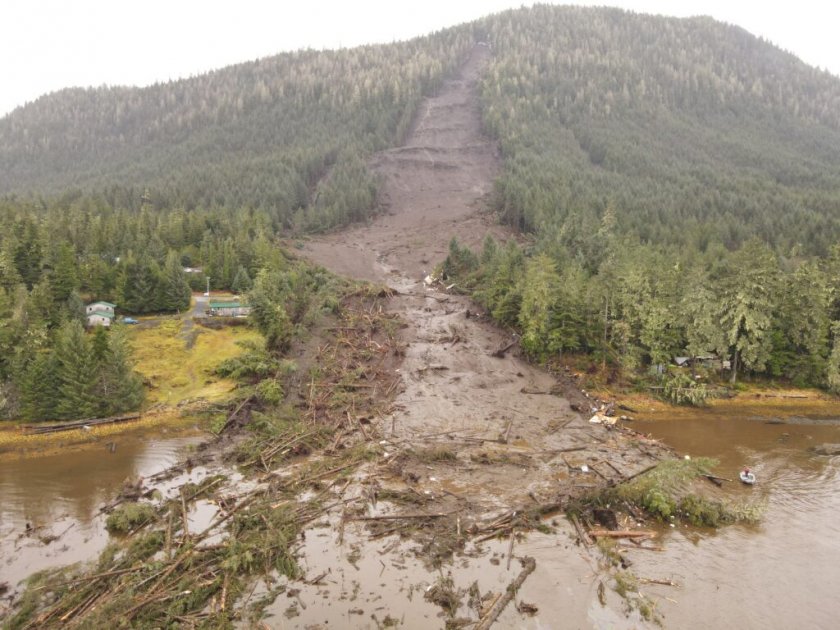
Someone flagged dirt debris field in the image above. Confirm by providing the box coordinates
[296,45,672,629]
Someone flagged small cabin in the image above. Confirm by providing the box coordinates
[674,354,723,370]
[86,301,117,328]
[208,299,250,317]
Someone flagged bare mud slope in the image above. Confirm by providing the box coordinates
[298,46,668,628]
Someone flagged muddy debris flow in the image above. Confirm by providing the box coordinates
[297,44,672,628]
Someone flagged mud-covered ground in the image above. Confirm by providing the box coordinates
[297,45,672,628]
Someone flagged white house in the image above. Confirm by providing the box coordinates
[86,301,117,328]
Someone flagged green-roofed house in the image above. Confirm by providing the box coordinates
[207,299,250,317]
[86,301,117,328]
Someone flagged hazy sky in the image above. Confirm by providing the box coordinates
[2,0,839,116]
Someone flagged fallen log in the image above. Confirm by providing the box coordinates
[349,512,453,522]
[639,577,681,587]
[624,463,659,482]
[22,413,141,435]
[491,340,517,358]
[519,387,552,395]
[475,556,537,630]
[701,471,733,483]
[588,529,656,539]
[568,514,592,549]
[618,543,664,552]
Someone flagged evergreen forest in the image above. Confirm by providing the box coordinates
[3,5,840,420]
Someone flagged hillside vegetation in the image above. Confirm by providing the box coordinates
[0,32,474,230]
[3,5,840,394]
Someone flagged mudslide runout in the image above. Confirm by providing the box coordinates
[298,45,666,628]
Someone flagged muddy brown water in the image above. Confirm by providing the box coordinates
[631,410,840,629]
[0,434,203,593]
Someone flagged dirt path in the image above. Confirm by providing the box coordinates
[295,46,668,628]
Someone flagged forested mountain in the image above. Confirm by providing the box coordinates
[3,7,840,250]
[3,4,840,411]
[0,32,474,230]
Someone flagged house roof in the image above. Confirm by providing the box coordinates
[209,301,244,309]
[88,311,115,320]
[88,301,117,308]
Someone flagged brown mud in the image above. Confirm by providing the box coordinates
[296,45,671,628]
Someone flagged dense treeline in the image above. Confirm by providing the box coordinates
[429,6,840,390]
[17,321,144,421]
[0,194,285,420]
[444,232,840,390]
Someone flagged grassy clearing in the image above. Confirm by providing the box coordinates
[127,317,263,406]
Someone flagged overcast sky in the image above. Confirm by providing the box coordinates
[2,0,839,117]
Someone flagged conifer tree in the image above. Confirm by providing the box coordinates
[519,254,561,359]
[715,240,779,383]
[158,250,191,312]
[20,351,59,420]
[54,320,100,419]
[231,266,253,294]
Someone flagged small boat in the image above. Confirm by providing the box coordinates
[739,470,756,485]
